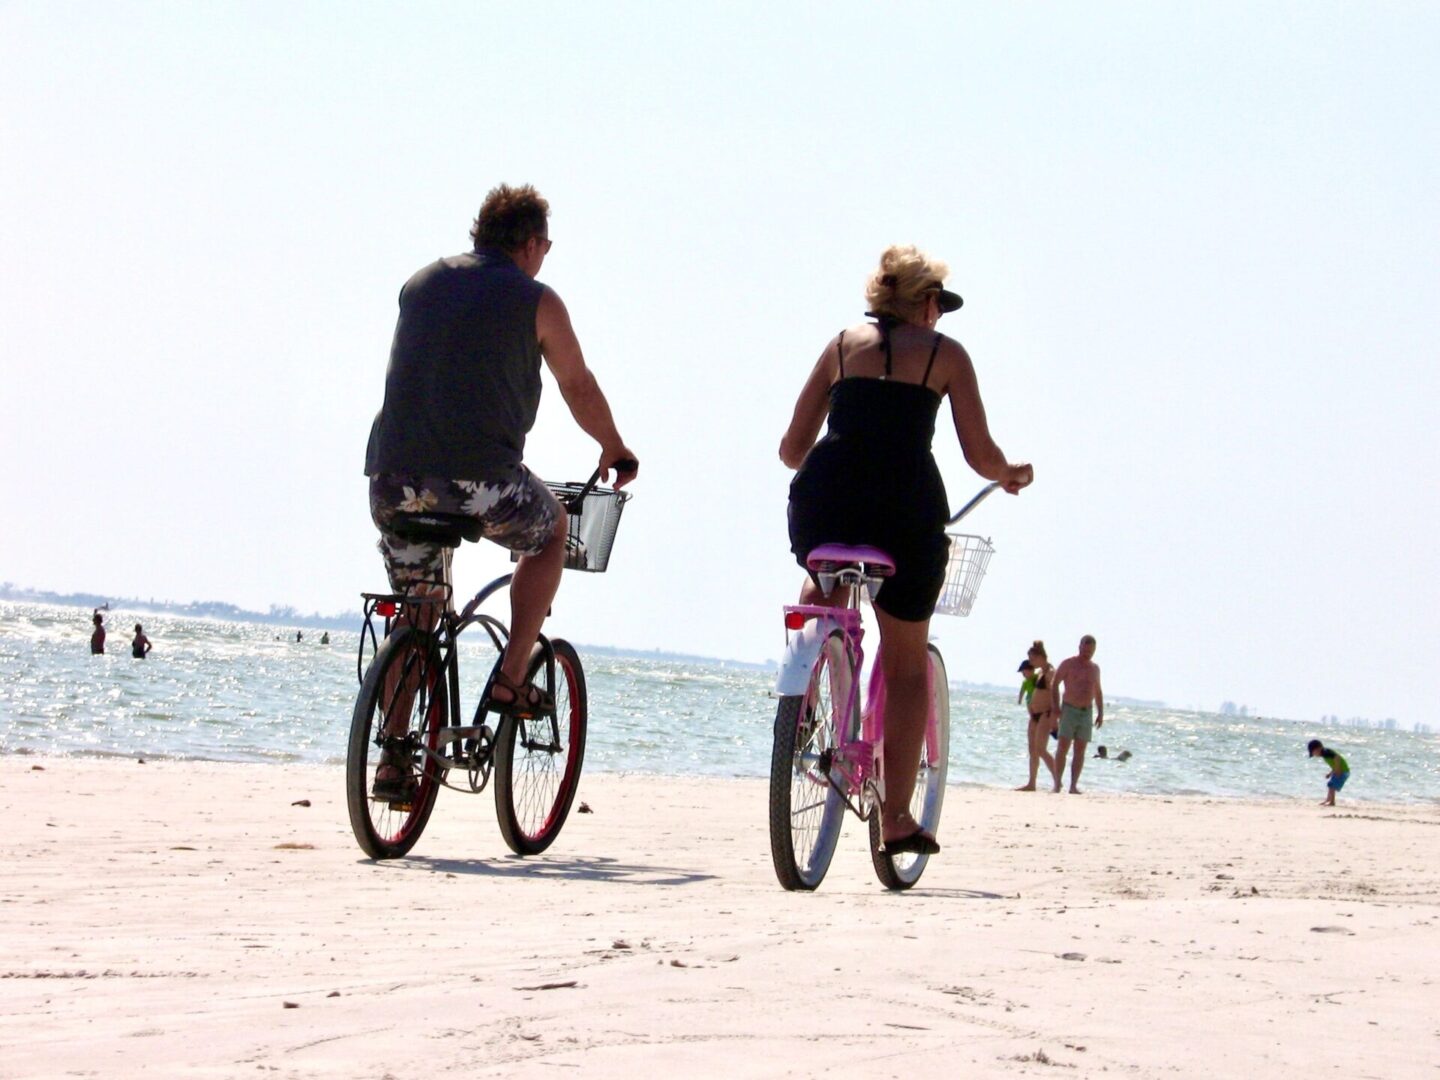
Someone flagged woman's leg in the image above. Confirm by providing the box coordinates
[873,609,933,843]
[1036,716,1057,786]
[1018,717,1045,790]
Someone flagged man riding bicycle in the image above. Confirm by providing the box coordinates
[364,183,637,797]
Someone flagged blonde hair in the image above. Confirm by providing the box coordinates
[864,244,950,321]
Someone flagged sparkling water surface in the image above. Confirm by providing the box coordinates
[2,601,1436,803]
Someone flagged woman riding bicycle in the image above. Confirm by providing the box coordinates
[780,244,1032,855]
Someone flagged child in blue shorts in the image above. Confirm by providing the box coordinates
[1307,739,1350,806]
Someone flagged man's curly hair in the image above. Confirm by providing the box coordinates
[470,183,550,251]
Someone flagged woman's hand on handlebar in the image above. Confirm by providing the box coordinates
[1002,463,1034,494]
[601,449,639,490]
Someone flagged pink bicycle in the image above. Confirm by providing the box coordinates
[768,483,999,891]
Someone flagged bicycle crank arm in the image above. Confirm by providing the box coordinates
[436,725,491,748]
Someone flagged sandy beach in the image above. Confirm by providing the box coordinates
[1,758,1436,1078]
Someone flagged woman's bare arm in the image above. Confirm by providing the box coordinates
[942,342,1032,492]
[778,339,839,470]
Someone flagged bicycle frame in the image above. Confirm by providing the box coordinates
[358,570,565,794]
[777,582,938,824]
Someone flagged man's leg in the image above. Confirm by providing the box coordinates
[499,508,569,689]
[1040,724,1058,787]
[1069,738,1088,793]
[375,529,445,747]
[1053,735,1072,793]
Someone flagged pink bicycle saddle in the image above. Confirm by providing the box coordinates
[805,543,896,576]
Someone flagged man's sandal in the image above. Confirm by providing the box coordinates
[371,752,418,801]
[483,669,555,719]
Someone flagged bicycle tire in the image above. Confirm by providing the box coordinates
[493,638,587,856]
[768,631,853,891]
[346,626,446,859]
[869,644,951,890]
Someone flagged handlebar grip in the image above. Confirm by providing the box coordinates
[947,481,1002,525]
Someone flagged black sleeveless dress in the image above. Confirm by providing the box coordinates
[787,322,950,622]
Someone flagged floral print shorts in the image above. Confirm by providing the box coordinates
[369,467,561,589]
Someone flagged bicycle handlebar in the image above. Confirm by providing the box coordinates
[947,481,1002,526]
[565,458,639,511]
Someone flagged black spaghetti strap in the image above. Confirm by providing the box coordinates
[881,320,894,378]
[836,330,846,379]
[921,333,942,389]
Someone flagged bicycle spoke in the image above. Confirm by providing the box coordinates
[769,632,851,890]
[495,640,587,855]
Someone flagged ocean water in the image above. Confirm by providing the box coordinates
[2,601,1437,804]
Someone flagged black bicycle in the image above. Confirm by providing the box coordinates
[346,465,633,860]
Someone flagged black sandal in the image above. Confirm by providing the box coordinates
[882,829,941,856]
[483,669,555,719]
[371,753,417,801]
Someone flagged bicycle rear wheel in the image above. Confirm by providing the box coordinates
[768,631,853,891]
[494,638,587,855]
[869,644,951,890]
[346,626,447,859]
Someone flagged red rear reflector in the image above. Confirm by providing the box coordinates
[376,601,397,617]
[784,611,806,630]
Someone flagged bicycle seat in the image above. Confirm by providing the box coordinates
[388,512,482,548]
[805,544,896,576]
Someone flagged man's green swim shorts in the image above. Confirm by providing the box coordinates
[1058,703,1094,742]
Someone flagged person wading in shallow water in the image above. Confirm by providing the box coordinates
[90,608,106,655]
[132,624,152,659]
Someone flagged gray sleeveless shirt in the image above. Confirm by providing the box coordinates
[364,248,544,480]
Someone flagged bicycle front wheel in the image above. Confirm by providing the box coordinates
[346,626,447,859]
[869,644,951,891]
[768,631,853,891]
[494,638,587,855]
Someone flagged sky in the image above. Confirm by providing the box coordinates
[3,2,1438,725]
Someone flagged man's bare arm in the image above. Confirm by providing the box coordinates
[1095,667,1104,726]
[536,288,636,485]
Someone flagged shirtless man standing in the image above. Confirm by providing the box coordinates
[1050,635,1104,794]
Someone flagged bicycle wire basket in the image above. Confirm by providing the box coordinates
[511,481,632,572]
[933,532,995,617]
